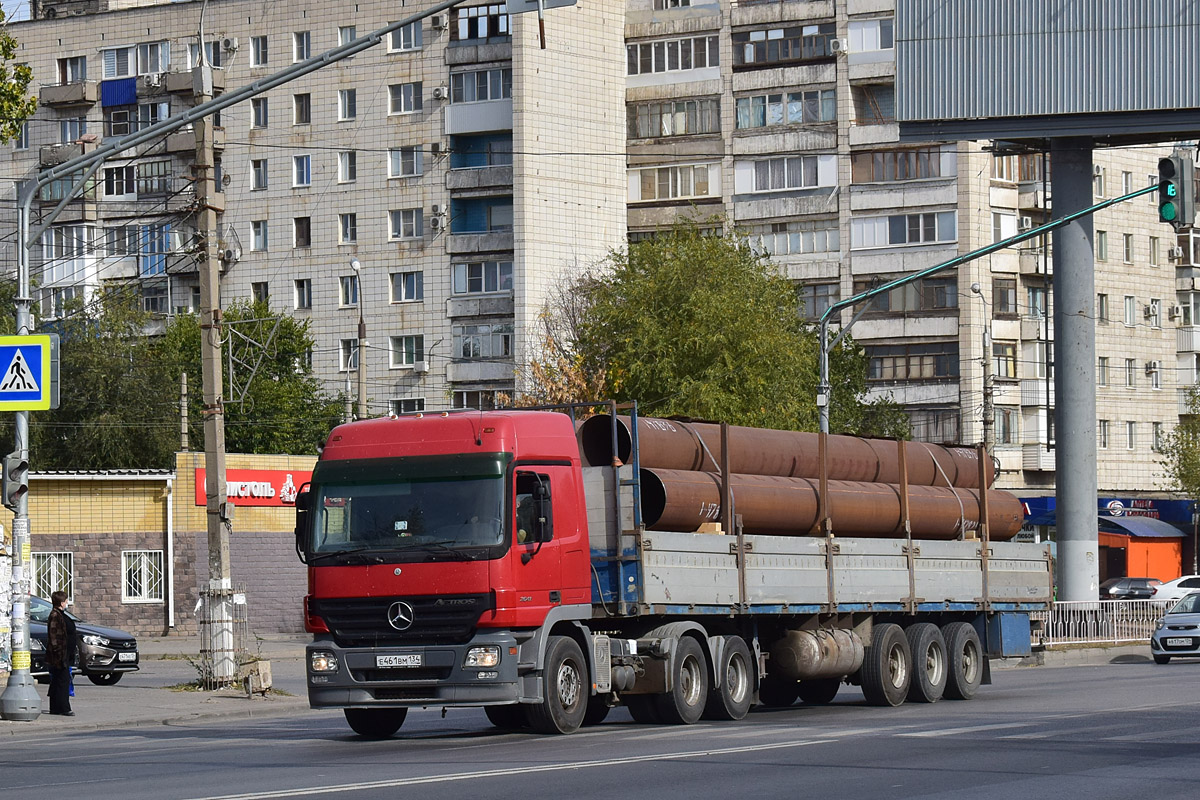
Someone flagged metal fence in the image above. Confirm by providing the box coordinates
[1031,599,1172,647]
[196,586,252,690]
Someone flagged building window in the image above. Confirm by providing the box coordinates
[391,271,424,302]
[293,93,311,125]
[1098,356,1109,386]
[851,84,896,125]
[57,55,87,83]
[1150,236,1160,266]
[1094,166,1106,198]
[102,46,134,78]
[389,82,423,114]
[338,89,357,121]
[134,160,170,195]
[750,155,827,192]
[1124,295,1136,326]
[251,220,268,251]
[732,24,834,67]
[251,159,268,190]
[630,98,721,138]
[60,117,87,143]
[847,17,894,52]
[340,339,360,371]
[453,389,510,410]
[627,35,719,76]
[1098,419,1109,449]
[450,68,512,102]
[1126,421,1137,450]
[1122,170,1133,195]
[850,211,957,249]
[633,164,716,201]
[454,323,514,359]
[1151,362,1162,389]
[853,277,958,313]
[293,216,311,248]
[339,25,357,47]
[388,146,424,178]
[294,278,312,309]
[995,407,1017,445]
[339,213,358,243]
[867,342,960,381]
[748,221,839,256]
[340,275,359,307]
[453,261,512,294]
[1029,340,1053,380]
[994,278,1017,316]
[1027,286,1047,318]
[32,552,73,600]
[105,225,137,257]
[453,4,511,42]
[187,41,222,69]
[122,550,163,603]
[138,224,171,276]
[1122,232,1133,263]
[251,97,268,128]
[993,341,1017,379]
[143,283,168,314]
[390,398,426,414]
[908,408,959,443]
[104,165,136,198]
[14,121,27,150]
[1125,357,1136,387]
[1154,422,1164,451]
[389,21,423,52]
[798,282,839,321]
[251,282,269,303]
[390,335,425,367]
[1097,293,1109,322]
[293,155,311,187]
[736,89,837,129]
[294,31,311,62]
[251,35,268,66]
[851,147,946,183]
[137,41,170,74]
[1096,230,1108,260]
[389,208,424,239]
[1149,298,1162,328]
[338,151,357,183]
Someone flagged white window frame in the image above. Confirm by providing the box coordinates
[293,92,311,125]
[388,147,424,178]
[390,397,426,414]
[251,35,268,66]
[338,151,357,183]
[340,338,359,371]
[338,89,357,121]
[251,97,268,128]
[294,278,312,309]
[1126,421,1137,450]
[850,211,958,249]
[388,21,423,52]
[391,270,424,303]
[339,26,357,47]
[102,46,134,79]
[1098,419,1109,449]
[137,41,170,75]
[251,220,268,251]
[389,82,423,114]
[847,18,894,52]
[340,274,359,307]
[1124,295,1136,326]
[32,551,73,601]
[631,163,719,202]
[293,31,311,62]
[389,208,424,240]
[293,154,311,187]
[390,334,425,368]
[122,550,164,603]
[251,158,268,190]
[340,213,358,244]
[452,260,513,294]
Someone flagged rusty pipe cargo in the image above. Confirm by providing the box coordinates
[579,415,992,488]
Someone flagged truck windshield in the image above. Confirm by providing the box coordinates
[306,455,507,561]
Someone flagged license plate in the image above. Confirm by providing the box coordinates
[1166,637,1192,647]
[376,654,422,668]
[118,652,137,662]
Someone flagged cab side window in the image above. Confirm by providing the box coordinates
[515,472,551,544]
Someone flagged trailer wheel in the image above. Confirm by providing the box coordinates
[1153,654,1171,665]
[625,695,662,724]
[344,708,407,738]
[703,636,753,721]
[797,678,840,705]
[526,635,587,734]
[941,621,983,700]
[757,674,800,708]
[485,704,528,730]
[861,623,911,707]
[583,694,611,726]
[905,623,947,703]
[653,636,709,725]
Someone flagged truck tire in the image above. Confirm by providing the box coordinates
[485,704,528,730]
[88,672,123,686]
[797,678,840,705]
[861,623,911,707]
[905,623,947,703]
[703,635,753,721]
[757,674,800,707]
[941,621,983,700]
[653,636,709,725]
[583,694,611,726]
[344,708,407,738]
[526,635,587,734]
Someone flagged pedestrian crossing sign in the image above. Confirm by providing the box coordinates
[0,335,57,411]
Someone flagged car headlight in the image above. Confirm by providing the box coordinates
[464,645,500,669]
[81,634,110,647]
[1155,621,1166,631]
[30,638,44,652]
[310,651,339,672]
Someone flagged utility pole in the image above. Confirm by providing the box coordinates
[971,283,995,451]
[194,55,235,686]
[350,257,367,419]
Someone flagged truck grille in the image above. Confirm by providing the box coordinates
[311,594,493,647]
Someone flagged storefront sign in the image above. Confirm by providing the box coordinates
[194,469,311,507]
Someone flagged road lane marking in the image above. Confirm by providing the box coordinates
[897,722,1033,737]
[181,738,836,800]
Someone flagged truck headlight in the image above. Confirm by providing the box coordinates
[464,646,500,668]
[82,634,110,647]
[310,651,339,672]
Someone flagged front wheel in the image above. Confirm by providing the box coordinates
[1153,654,1171,665]
[88,672,123,686]
[861,623,911,707]
[344,708,407,738]
[526,636,587,734]
[485,704,528,730]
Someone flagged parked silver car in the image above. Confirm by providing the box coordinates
[1150,592,1200,664]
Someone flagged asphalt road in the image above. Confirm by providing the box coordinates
[4,658,1198,800]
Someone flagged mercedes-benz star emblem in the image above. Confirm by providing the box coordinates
[387,601,415,631]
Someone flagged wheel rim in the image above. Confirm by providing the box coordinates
[557,658,582,711]
[680,654,704,707]
[726,652,750,705]
[960,640,979,684]
[887,643,908,689]
[924,643,945,686]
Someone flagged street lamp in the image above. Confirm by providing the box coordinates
[970,282,994,451]
[350,257,367,420]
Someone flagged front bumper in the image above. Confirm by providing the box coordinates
[1151,630,1200,657]
[307,631,521,709]
[80,642,140,674]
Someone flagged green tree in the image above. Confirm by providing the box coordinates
[536,220,908,436]
[0,9,37,144]
[160,300,344,455]
[1159,386,1200,501]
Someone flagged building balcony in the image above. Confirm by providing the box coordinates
[39,81,98,107]
[445,98,513,136]
[40,142,83,167]
[446,293,514,319]
[446,165,513,192]
[446,359,514,383]
[164,126,226,154]
[1020,379,1054,407]
[1019,248,1052,275]
[1178,326,1200,353]
[164,67,227,96]
[446,231,515,255]
[1022,443,1056,472]
[730,0,833,27]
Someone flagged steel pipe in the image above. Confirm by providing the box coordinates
[638,468,1023,541]
[579,415,992,488]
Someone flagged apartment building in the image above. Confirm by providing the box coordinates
[1,0,1186,507]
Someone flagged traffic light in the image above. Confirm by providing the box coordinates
[2,452,28,510]
[1158,155,1195,230]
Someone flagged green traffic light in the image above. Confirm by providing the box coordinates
[1162,202,1178,221]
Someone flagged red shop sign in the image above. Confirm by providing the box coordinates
[194,468,312,507]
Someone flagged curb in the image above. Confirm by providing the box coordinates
[0,696,313,737]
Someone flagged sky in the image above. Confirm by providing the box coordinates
[2,2,29,22]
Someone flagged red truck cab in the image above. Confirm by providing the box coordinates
[296,411,591,731]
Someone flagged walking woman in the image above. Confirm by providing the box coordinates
[46,590,76,716]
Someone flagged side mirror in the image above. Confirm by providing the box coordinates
[294,488,311,555]
[533,482,553,542]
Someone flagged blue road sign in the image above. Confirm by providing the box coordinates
[0,335,53,411]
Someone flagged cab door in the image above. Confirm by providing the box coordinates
[510,466,580,624]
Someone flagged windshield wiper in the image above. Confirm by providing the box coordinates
[410,540,483,561]
[306,546,386,564]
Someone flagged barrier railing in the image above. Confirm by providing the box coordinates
[1031,599,1172,647]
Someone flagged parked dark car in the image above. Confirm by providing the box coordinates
[1099,576,1162,600]
[28,595,140,685]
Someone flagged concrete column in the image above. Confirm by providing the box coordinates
[1051,138,1099,601]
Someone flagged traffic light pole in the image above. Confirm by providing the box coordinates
[1,197,41,721]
